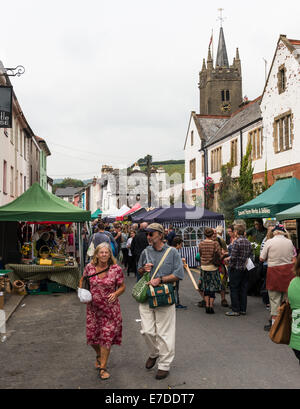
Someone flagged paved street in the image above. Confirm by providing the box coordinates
[1,269,299,389]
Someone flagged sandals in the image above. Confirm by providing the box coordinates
[99,367,110,380]
[221,299,229,307]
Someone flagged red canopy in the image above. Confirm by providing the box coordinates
[115,203,141,221]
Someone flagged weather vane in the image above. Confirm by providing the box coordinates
[217,8,226,27]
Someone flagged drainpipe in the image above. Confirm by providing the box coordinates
[240,129,243,164]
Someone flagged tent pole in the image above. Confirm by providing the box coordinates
[78,222,84,275]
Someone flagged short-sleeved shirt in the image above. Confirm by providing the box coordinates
[138,243,184,280]
[92,232,110,248]
[288,277,300,351]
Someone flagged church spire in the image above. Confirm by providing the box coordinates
[216,27,229,67]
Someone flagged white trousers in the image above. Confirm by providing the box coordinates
[139,303,176,371]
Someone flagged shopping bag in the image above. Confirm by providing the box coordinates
[132,272,150,303]
[269,301,292,345]
[87,238,95,257]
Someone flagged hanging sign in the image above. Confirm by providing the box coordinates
[0,86,13,128]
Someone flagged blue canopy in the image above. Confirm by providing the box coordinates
[132,205,224,223]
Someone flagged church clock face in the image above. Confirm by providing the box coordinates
[220,103,231,113]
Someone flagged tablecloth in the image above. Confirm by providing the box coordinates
[5,263,81,290]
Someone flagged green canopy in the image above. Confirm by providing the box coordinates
[276,204,300,221]
[0,182,91,222]
[235,178,300,219]
[91,209,102,219]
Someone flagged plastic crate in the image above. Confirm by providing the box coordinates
[47,282,71,293]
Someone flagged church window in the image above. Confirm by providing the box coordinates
[273,111,293,153]
[248,127,263,160]
[221,90,230,102]
[190,159,196,180]
[191,130,194,146]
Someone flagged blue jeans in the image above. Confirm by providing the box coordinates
[228,268,249,313]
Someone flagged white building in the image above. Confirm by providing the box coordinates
[184,33,300,211]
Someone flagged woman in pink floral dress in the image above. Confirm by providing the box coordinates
[81,242,125,380]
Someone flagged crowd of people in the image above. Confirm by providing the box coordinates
[81,217,300,381]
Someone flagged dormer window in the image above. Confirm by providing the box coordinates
[278,65,287,94]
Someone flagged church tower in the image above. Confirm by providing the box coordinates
[199,26,242,116]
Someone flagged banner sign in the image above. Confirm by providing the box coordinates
[0,86,13,128]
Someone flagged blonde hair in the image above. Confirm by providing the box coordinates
[92,242,117,266]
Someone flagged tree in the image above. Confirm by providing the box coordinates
[218,141,254,224]
[218,162,243,223]
[53,178,85,193]
[238,141,254,204]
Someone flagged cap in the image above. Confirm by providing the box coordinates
[145,223,165,234]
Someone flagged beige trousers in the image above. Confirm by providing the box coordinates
[139,303,176,371]
[268,290,286,316]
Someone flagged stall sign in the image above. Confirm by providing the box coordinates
[0,86,13,128]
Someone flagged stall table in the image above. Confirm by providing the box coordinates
[5,263,80,290]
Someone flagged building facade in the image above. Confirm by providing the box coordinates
[184,32,300,211]
[0,69,49,207]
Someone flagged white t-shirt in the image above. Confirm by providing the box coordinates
[127,238,133,256]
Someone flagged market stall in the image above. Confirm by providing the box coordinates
[133,205,225,267]
[115,203,141,221]
[0,182,91,295]
[234,178,300,219]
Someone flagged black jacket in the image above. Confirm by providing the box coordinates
[131,229,148,260]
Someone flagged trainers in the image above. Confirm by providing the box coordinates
[225,311,240,317]
[240,312,246,316]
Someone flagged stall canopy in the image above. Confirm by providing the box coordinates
[134,205,224,223]
[276,204,300,221]
[115,203,142,221]
[234,178,300,219]
[0,182,91,222]
[91,209,102,220]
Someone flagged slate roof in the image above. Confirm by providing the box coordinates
[196,116,229,144]
[204,97,262,148]
[55,187,83,197]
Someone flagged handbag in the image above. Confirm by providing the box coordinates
[269,301,292,345]
[147,283,176,309]
[146,247,175,309]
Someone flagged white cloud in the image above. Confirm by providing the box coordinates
[1,0,300,178]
